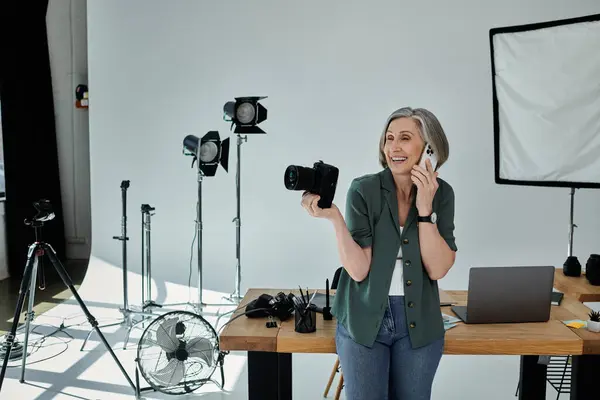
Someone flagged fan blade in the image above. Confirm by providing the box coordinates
[150,358,186,387]
[186,337,214,365]
[156,318,179,353]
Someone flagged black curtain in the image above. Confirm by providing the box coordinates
[0,0,67,281]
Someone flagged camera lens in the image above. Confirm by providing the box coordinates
[284,165,315,191]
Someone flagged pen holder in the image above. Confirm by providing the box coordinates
[294,309,317,334]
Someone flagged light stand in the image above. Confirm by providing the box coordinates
[225,133,247,303]
[81,181,156,351]
[568,188,576,257]
[0,201,136,396]
[222,96,268,304]
[165,132,234,314]
[162,168,231,313]
[193,168,207,309]
[141,204,162,310]
[186,153,238,311]
[563,187,582,276]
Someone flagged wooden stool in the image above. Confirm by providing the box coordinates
[323,357,344,399]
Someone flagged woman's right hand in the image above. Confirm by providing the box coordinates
[301,192,341,221]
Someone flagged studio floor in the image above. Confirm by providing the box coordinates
[0,256,578,399]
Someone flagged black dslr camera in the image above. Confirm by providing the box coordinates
[284,160,339,209]
[245,291,296,321]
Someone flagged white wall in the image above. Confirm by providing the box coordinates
[47,0,91,260]
[86,0,600,299]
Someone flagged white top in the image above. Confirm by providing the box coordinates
[389,226,404,296]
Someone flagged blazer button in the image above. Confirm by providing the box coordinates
[404,260,411,267]
[403,238,409,244]
[408,301,415,308]
[406,280,412,286]
[410,322,416,328]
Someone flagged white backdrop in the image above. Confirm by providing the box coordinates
[86,0,600,301]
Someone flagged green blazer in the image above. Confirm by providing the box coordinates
[331,167,458,349]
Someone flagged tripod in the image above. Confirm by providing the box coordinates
[81,181,156,351]
[0,205,136,394]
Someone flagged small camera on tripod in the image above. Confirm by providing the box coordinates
[284,161,339,209]
[24,199,55,226]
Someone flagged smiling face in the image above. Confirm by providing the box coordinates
[383,117,425,175]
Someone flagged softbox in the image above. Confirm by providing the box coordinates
[490,13,600,188]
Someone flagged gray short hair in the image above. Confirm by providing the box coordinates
[378,107,450,170]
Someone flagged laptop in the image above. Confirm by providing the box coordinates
[451,266,555,324]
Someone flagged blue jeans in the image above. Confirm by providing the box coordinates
[335,296,444,400]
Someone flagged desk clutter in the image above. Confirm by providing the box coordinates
[243,280,335,333]
[442,314,461,331]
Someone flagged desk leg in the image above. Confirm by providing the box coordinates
[570,355,599,399]
[248,351,292,400]
[518,355,546,400]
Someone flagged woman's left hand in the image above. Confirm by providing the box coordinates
[411,159,439,216]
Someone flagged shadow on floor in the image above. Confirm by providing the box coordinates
[0,259,89,334]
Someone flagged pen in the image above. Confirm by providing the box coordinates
[306,290,317,311]
[299,286,306,305]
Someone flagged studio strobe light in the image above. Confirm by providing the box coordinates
[223,96,268,303]
[183,131,230,176]
[223,96,268,134]
[490,13,600,276]
[182,131,230,311]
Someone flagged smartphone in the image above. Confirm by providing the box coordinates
[418,143,438,171]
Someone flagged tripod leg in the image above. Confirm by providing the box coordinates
[0,244,38,393]
[80,329,95,351]
[122,311,137,350]
[123,320,135,350]
[20,256,40,383]
[80,320,124,352]
[42,243,136,391]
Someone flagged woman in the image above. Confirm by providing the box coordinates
[301,107,457,399]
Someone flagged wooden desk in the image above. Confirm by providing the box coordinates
[554,268,600,302]
[442,291,582,355]
[219,288,600,400]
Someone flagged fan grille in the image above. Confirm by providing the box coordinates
[137,311,220,394]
